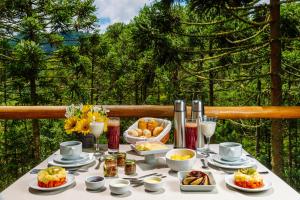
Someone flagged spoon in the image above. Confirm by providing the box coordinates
[200,158,209,169]
[95,155,105,170]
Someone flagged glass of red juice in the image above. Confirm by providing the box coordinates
[107,117,120,153]
[185,119,198,150]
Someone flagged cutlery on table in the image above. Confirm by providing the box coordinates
[123,173,158,180]
[200,158,209,169]
[95,155,105,170]
[30,168,78,174]
[30,165,90,174]
[222,170,269,175]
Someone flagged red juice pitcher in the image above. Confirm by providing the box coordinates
[185,119,198,150]
[107,117,120,153]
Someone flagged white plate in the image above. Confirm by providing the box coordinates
[29,174,75,191]
[207,156,256,169]
[130,142,171,156]
[178,171,216,191]
[212,154,249,166]
[225,174,272,192]
[48,154,95,168]
[53,152,89,164]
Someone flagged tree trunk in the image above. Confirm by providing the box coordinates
[30,77,40,161]
[256,76,261,157]
[270,0,283,177]
[209,72,214,106]
[90,58,95,104]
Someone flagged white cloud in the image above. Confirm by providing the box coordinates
[94,0,153,31]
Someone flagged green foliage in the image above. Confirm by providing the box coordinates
[0,0,300,193]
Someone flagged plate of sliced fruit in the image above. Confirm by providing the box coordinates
[225,168,272,192]
[178,170,216,191]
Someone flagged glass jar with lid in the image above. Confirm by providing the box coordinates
[103,155,118,177]
[125,159,136,175]
[117,152,126,167]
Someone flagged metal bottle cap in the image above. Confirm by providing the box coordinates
[174,100,186,112]
[192,100,204,113]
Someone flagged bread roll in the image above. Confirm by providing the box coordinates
[143,129,152,138]
[138,119,147,130]
[153,126,163,137]
[136,128,143,137]
[147,119,159,132]
[128,129,138,137]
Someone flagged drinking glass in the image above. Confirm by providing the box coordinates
[90,121,104,157]
[107,117,120,153]
[185,118,198,150]
[200,117,217,153]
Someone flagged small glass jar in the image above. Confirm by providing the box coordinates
[117,152,126,167]
[103,155,118,177]
[125,159,136,175]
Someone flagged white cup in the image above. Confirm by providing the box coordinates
[219,142,242,161]
[60,141,82,160]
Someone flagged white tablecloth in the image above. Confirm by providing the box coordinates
[2,145,299,200]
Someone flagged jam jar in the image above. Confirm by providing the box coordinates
[125,159,136,175]
[103,155,118,177]
[117,152,126,167]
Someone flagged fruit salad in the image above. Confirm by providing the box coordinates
[234,168,264,189]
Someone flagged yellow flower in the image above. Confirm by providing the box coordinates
[64,117,78,134]
[87,112,108,132]
[76,119,90,135]
[82,105,92,118]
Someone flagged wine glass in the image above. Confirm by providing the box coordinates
[200,117,217,153]
[90,121,104,157]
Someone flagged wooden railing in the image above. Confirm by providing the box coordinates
[0,105,300,119]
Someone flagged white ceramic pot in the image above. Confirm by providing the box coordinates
[60,141,82,160]
[109,179,130,195]
[85,176,105,190]
[165,149,196,171]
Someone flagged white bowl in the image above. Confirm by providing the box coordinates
[85,176,105,190]
[166,149,196,171]
[143,176,164,192]
[178,171,216,191]
[109,179,130,195]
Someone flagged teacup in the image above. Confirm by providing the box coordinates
[219,142,242,161]
[60,141,82,160]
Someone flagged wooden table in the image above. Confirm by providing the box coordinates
[1,145,299,200]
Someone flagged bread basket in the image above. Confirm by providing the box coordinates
[123,118,171,144]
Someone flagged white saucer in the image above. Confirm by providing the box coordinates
[29,174,75,191]
[225,174,272,192]
[207,156,256,169]
[48,154,95,168]
[53,152,89,164]
[212,154,249,166]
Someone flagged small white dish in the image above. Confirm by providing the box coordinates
[225,174,272,192]
[109,179,130,195]
[29,174,75,191]
[165,149,196,171]
[85,176,105,190]
[212,154,249,166]
[48,154,95,168]
[53,152,89,164]
[178,171,216,192]
[143,176,164,192]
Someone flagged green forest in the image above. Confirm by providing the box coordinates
[0,0,300,192]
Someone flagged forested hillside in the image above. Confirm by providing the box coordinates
[0,0,299,192]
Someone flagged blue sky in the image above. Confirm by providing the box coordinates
[94,0,153,31]
[94,0,269,32]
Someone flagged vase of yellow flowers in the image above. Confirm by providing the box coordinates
[64,104,109,148]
